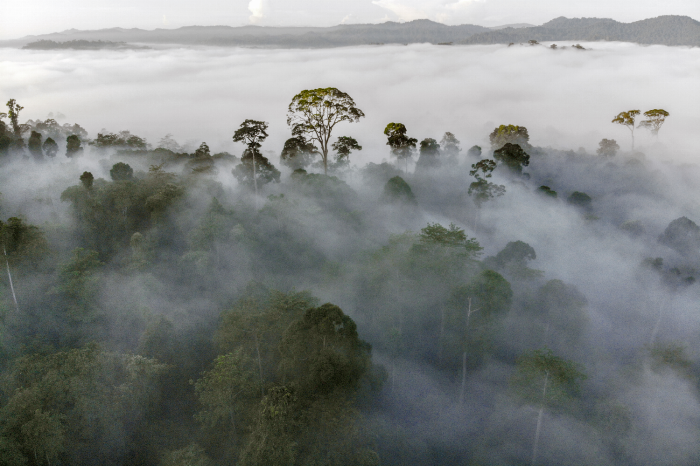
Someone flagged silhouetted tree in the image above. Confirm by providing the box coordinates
[110,162,134,181]
[596,138,619,157]
[42,137,58,158]
[233,120,273,200]
[27,131,44,161]
[66,134,83,157]
[381,176,417,205]
[416,138,440,170]
[280,135,319,170]
[440,132,461,157]
[493,142,530,174]
[384,122,417,174]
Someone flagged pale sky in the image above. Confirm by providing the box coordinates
[1,0,699,40]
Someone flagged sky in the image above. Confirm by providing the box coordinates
[1,0,699,40]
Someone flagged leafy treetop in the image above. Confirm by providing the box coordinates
[287,88,365,175]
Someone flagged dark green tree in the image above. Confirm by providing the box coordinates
[384,122,417,174]
[110,162,134,181]
[66,134,83,157]
[79,171,94,189]
[287,88,365,175]
[233,120,275,200]
[469,159,505,206]
[537,186,557,198]
[449,269,512,404]
[381,176,417,205]
[494,142,530,174]
[279,135,319,171]
[415,137,441,170]
[511,348,586,465]
[567,191,592,209]
[27,131,43,161]
[42,137,58,158]
[330,135,362,171]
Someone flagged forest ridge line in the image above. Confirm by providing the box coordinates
[3,15,699,48]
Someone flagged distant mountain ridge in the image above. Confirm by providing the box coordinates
[4,15,698,49]
[459,16,700,46]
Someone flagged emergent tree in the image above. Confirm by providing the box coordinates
[384,122,417,174]
[638,109,669,137]
[287,88,365,175]
[612,110,640,149]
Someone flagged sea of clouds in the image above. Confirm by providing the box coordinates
[2,41,698,163]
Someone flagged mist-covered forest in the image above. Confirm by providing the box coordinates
[1,84,700,466]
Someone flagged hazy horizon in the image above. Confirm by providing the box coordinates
[2,0,700,40]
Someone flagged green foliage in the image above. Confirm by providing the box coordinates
[486,240,543,279]
[489,124,529,150]
[27,131,43,161]
[110,162,134,181]
[66,134,83,157]
[469,159,505,206]
[612,109,640,148]
[493,142,530,174]
[79,171,94,189]
[5,99,23,138]
[279,303,372,395]
[511,348,586,408]
[194,348,259,429]
[53,248,103,321]
[384,123,417,169]
[381,176,417,205]
[233,150,281,191]
[280,136,319,170]
[537,185,557,198]
[287,88,365,174]
[42,137,58,158]
[0,217,49,269]
[91,130,148,150]
[0,344,167,465]
[567,191,592,209]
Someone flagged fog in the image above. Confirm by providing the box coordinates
[2,41,700,465]
[2,42,699,160]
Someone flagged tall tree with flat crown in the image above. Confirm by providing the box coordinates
[612,109,640,149]
[638,109,669,137]
[287,88,365,175]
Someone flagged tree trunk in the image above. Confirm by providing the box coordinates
[254,333,264,397]
[532,371,549,466]
[3,245,19,312]
[438,306,445,363]
[459,350,467,405]
[252,151,259,209]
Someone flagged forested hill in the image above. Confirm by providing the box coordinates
[5,15,699,48]
[459,15,700,46]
